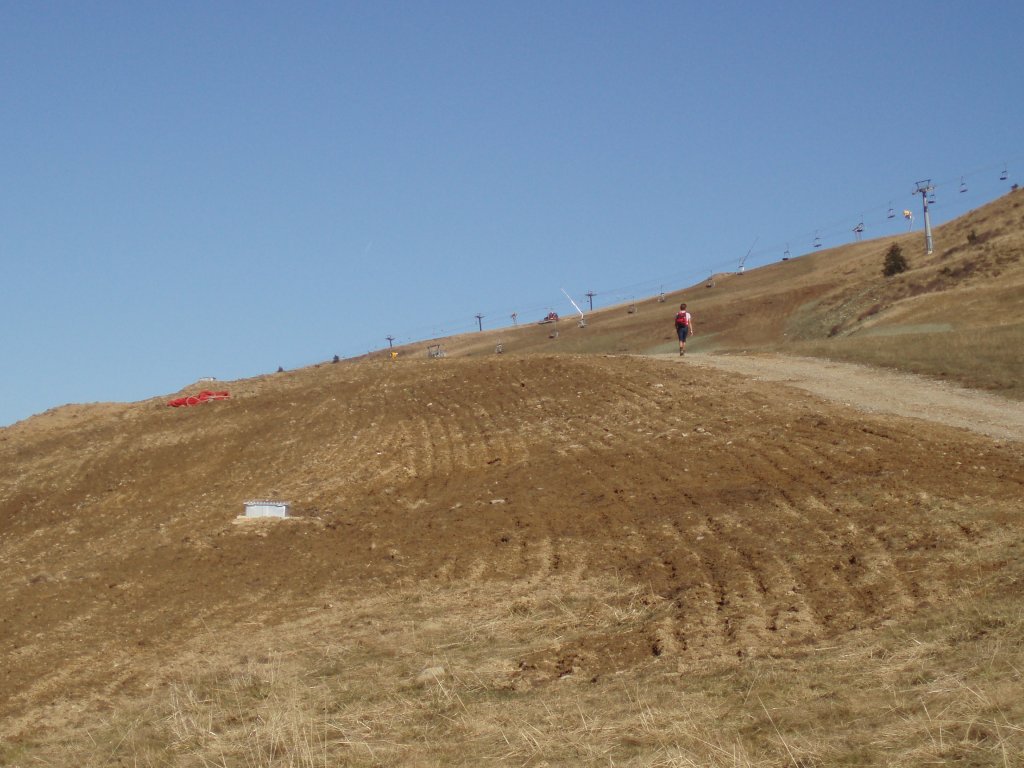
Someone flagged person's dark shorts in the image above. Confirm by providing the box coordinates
[676,325,689,341]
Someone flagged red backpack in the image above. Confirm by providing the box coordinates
[675,311,689,328]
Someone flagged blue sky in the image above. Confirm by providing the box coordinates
[2,1,1022,426]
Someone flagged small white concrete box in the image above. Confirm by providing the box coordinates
[244,500,290,518]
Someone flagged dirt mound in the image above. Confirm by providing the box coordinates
[3,353,1022,748]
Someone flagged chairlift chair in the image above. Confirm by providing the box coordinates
[887,206,895,219]
[1001,165,1009,181]
[960,176,968,193]
[813,235,822,249]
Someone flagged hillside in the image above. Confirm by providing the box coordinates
[2,193,1023,766]
[413,189,1024,398]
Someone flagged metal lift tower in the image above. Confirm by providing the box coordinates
[914,180,935,254]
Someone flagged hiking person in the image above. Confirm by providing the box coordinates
[674,303,693,356]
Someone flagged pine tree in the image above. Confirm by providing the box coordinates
[883,243,908,277]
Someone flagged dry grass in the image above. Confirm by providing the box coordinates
[790,322,1024,399]
[9,571,1023,767]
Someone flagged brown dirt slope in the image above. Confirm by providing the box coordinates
[3,351,1024,763]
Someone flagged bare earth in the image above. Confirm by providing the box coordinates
[679,352,1024,442]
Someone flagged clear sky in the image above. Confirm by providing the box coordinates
[2,1,1022,426]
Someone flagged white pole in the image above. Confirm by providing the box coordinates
[561,288,585,319]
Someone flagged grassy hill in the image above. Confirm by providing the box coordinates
[1,191,1022,766]
[412,188,1024,397]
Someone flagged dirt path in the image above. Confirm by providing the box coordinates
[660,352,1024,443]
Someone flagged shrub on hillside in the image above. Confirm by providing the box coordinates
[883,243,908,277]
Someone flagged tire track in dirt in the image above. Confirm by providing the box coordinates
[513,354,1024,679]
[400,375,595,584]
[442,368,677,586]
[662,434,853,651]
[755,444,918,625]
